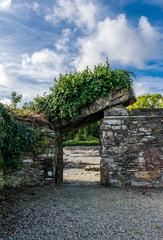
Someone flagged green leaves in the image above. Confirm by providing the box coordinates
[11,91,22,109]
[0,104,44,170]
[36,63,133,124]
[128,94,163,110]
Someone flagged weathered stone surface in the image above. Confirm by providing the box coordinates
[101,106,163,187]
[134,170,161,180]
[104,105,128,116]
[55,133,63,184]
[85,165,100,171]
[55,88,135,132]
[0,170,4,189]
[2,97,163,189]
[0,149,4,189]
[1,128,58,188]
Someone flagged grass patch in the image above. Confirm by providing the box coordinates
[63,139,100,147]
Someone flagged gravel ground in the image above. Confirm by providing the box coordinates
[64,168,100,183]
[1,184,163,240]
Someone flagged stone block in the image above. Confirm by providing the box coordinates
[134,170,160,180]
[104,106,128,116]
[22,159,33,163]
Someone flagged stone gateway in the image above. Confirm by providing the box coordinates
[1,89,163,188]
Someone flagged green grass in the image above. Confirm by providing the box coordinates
[63,139,100,147]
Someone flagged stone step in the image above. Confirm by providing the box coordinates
[85,165,100,171]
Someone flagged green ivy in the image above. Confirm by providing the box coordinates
[35,63,133,124]
[0,104,44,170]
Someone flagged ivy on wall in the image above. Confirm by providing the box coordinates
[0,104,44,170]
[34,63,133,124]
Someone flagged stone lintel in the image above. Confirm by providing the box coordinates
[104,105,128,116]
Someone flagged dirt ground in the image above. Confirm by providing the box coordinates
[63,146,101,184]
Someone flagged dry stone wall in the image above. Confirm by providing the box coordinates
[1,129,58,188]
[100,106,163,187]
[2,104,163,189]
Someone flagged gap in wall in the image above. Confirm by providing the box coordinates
[63,121,101,185]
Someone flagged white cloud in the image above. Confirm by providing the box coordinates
[134,76,163,96]
[21,48,65,81]
[138,16,160,42]
[0,0,162,102]
[55,28,71,52]
[0,0,12,11]
[0,97,11,105]
[32,2,40,13]
[133,81,150,96]
[0,64,11,87]
[13,81,49,101]
[45,0,98,30]
[74,14,162,70]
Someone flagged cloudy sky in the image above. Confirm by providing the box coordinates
[0,0,163,103]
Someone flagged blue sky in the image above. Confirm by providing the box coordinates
[0,0,163,104]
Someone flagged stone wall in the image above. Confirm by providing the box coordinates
[2,105,163,189]
[100,106,163,187]
[1,129,58,188]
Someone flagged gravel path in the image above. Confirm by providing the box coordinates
[64,169,100,183]
[1,184,163,240]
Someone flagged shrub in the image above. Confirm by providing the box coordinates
[128,94,163,110]
[35,63,133,124]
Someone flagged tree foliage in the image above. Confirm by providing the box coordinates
[34,63,133,124]
[64,121,100,142]
[128,94,163,110]
[11,91,22,109]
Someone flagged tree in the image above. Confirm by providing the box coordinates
[11,91,22,109]
[128,94,163,110]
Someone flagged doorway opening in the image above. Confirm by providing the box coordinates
[63,121,101,185]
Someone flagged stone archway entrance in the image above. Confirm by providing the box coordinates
[54,88,163,188]
[55,106,163,188]
[54,88,134,185]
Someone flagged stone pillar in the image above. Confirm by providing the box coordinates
[55,132,63,184]
[101,107,163,187]
[100,106,130,186]
[43,130,57,181]
[0,148,4,190]
[0,170,4,201]
[0,171,4,190]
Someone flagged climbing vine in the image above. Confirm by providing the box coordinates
[0,104,44,170]
[34,63,133,124]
